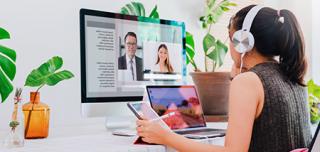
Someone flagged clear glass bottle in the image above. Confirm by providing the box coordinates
[3,90,25,148]
[23,92,50,139]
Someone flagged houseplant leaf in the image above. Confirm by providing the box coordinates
[185,32,198,70]
[207,39,228,68]
[0,27,10,40]
[120,2,147,17]
[149,5,159,19]
[0,27,16,103]
[211,6,224,23]
[133,2,145,17]
[45,70,74,86]
[308,80,320,97]
[186,32,195,65]
[120,2,158,19]
[0,67,14,103]
[25,56,63,87]
[120,7,130,15]
[203,33,216,54]
[307,79,320,123]
[0,45,16,80]
[208,0,216,9]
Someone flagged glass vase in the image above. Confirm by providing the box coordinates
[3,96,25,148]
[23,92,50,139]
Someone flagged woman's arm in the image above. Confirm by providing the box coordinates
[137,72,263,152]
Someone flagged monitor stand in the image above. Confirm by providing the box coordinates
[104,115,136,130]
[82,102,137,130]
[105,115,137,137]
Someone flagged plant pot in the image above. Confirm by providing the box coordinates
[190,72,231,117]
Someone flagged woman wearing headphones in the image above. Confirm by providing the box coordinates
[136,5,312,152]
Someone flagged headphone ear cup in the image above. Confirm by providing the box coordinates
[232,30,255,54]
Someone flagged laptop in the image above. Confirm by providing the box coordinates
[309,122,320,152]
[146,85,226,138]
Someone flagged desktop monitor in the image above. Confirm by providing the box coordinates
[80,8,186,117]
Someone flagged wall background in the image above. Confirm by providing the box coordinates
[0,0,316,132]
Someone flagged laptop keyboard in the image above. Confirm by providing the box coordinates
[175,128,226,135]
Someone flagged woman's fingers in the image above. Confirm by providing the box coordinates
[141,137,150,143]
[136,126,142,132]
[136,119,149,126]
[138,131,149,138]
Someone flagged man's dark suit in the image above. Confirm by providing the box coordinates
[118,55,143,81]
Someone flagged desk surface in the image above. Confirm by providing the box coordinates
[0,119,227,152]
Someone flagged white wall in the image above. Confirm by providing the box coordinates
[312,0,320,84]
[0,0,207,130]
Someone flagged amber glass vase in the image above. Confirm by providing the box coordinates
[22,92,50,139]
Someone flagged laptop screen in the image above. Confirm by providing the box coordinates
[147,86,206,130]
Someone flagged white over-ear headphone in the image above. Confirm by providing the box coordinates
[232,5,264,73]
[232,5,264,54]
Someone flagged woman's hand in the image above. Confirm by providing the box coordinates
[136,120,172,144]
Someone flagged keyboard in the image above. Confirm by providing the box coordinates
[175,128,226,135]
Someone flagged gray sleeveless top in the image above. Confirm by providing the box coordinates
[249,62,312,152]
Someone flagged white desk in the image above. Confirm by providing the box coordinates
[0,119,227,152]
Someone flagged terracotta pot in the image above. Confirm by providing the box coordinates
[190,72,231,116]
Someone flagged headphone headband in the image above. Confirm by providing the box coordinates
[242,5,264,31]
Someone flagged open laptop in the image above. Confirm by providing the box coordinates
[146,85,226,138]
[309,122,320,152]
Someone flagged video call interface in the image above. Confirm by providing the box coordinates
[84,14,185,98]
[148,87,206,130]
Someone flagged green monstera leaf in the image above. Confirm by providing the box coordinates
[25,56,74,91]
[120,1,159,19]
[149,5,159,19]
[185,32,197,70]
[207,39,228,68]
[0,27,16,103]
[121,2,145,16]
[204,33,228,70]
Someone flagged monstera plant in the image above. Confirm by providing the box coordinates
[0,27,16,103]
[24,56,74,92]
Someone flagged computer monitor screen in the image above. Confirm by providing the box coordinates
[80,9,186,104]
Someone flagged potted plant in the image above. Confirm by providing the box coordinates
[23,56,74,138]
[0,27,17,103]
[186,0,236,120]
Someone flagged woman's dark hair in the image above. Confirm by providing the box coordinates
[230,5,307,86]
[156,44,174,72]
